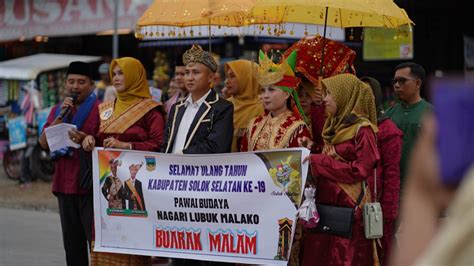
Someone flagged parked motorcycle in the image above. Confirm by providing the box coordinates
[2,81,54,182]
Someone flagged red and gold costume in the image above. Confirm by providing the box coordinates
[241,50,310,152]
[240,50,311,266]
[241,109,310,151]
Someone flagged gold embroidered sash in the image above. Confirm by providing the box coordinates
[99,99,160,134]
[322,144,371,207]
[125,179,144,210]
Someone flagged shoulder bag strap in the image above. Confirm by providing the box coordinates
[374,168,378,202]
[355,182,365,210]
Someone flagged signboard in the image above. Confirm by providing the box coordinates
[7,116,26,150]
[363,24,413,61]
[92,148,309,265]
[0,0,152,42]
[36,107,52,137]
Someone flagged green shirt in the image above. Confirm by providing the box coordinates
[386,99,433,186]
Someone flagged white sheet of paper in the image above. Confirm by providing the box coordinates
[44,123,81,152]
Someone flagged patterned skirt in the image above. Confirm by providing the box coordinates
[90,241,151,266]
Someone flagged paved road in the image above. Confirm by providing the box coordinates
[0,208,65,266]
[0,161,57,212]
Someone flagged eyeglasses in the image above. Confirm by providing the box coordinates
[391,77,417,86]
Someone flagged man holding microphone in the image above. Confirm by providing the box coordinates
[39,61,100,266]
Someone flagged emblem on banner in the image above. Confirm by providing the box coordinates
[268,155,302,207]
[269,156,298,193]
[100,107,113,120]
[145,156,156,171]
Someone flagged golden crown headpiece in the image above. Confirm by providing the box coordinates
[183,44,218,72]
[253,50,299,87]
[254,50,308,123]
[253,51,286,86]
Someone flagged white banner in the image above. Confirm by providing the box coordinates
[92,148,309,265]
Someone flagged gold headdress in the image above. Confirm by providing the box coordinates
[254,52,286,86]
[182,44,218,72]
[254,50,308,122]
[254,50,299,87]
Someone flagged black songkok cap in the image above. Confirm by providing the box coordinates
[67,61,93,79]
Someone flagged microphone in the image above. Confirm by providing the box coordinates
[59,92,79,120]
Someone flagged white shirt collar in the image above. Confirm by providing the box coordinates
[184,89,212,108]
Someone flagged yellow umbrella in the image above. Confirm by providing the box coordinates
[136,0,271,38]
[136,0,276,51]
[136,0,413,59]
[136,0,412,40]
[250,0,413,78]
[251,0,412,29]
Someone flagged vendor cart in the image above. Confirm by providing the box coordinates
[0,53,101,181]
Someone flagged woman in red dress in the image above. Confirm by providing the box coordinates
[301,73,380,266]
[361,76,402,264]
[240,50,311,152]
[239,51,311,266]
[83,57,165,265]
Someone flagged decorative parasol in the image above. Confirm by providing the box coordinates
[136,0,264,51]
[250,0,413,77]
[136,0,413,71]
[283,36,356,84]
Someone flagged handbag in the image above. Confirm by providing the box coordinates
[363,170,383,239]
[313,183,365,239]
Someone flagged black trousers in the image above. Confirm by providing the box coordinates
[57,193,93,266]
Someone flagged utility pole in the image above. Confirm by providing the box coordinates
[113,0,119,58]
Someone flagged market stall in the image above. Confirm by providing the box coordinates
[0,53,101,180]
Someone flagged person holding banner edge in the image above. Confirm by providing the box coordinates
[298,73,380,266]
[82,57,165,153]
[240,50,311,266]
[82,57,165,265]
[39,61,100,266]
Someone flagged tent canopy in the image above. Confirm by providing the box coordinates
[0,53,101,80]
